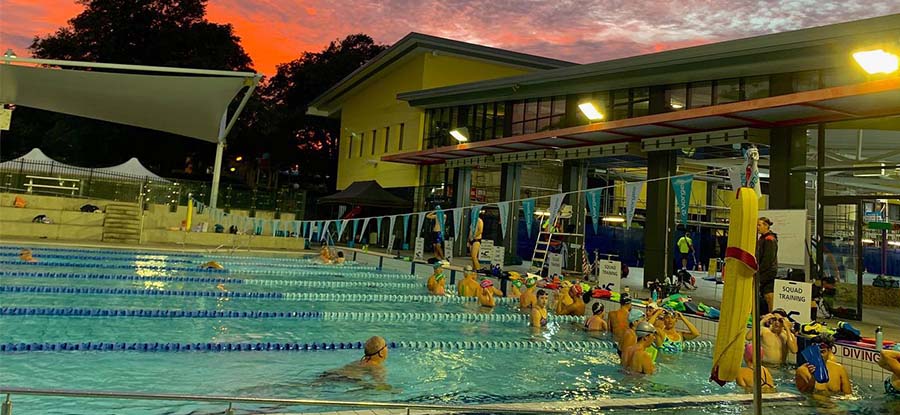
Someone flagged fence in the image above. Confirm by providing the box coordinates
[0,159,305,217]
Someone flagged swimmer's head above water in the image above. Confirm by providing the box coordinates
[363,336,388,363]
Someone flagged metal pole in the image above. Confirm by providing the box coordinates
[1,393,11,415]
[210,141,225,209]
[752,254,762,415]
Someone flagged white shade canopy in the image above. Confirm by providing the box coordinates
[0,58,260,143]
[0,148,169,182]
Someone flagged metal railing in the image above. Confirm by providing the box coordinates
[0,159,306,217]
[0,386,564,414]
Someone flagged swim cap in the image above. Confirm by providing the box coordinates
[570,284,583,297]
[620,293,632,305]
[744,342,764,363]
[432,262,443,269]
[480,279,494,288]
[592,302,605,315]
[635,321,657,338]
[628,308,645,324]
[511,279,523,288]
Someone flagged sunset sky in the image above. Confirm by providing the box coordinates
[2,0,899,76]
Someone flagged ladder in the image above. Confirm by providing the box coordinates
[529,214,585,274]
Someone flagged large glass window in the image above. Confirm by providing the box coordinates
[744,76,770,100]
[511,96,566,135]
[689,81,713,108]
[665,84,686,111]
[793,70,820,92]
[715,78,741,104]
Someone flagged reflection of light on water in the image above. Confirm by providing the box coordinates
[134,268,170,277]
[138,281,167,290]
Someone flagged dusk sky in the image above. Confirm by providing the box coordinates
[2,0,899,76]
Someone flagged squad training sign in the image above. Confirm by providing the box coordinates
[773,280,812,323]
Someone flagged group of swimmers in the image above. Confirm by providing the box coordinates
[318,246,345,264]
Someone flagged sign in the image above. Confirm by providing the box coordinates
[444,237,454,260]
[491,246,504,267]
[547,253,563,278]
[671,175,693,226]
[479,239,494,259]
[597,259,622,292]
[0,108,12,131]
[414,237,425,260]
[758,209,808,267]
[864,211,884,223]
[773,280,812,323]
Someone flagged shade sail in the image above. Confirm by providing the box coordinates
[318,180,412,209]
[0,62,251,143]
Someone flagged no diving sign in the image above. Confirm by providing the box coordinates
[773,280,812,323]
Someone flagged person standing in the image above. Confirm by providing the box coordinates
[468,210,484,271]
[677,231,694,270]
[757,217,778,313]
[425,208,445,261]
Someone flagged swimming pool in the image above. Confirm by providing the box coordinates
[1,245,896,414]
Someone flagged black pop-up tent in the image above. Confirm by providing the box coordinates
[317,180,412,209]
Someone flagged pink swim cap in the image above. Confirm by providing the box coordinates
[480,279,494,288]
[744,343,764,363]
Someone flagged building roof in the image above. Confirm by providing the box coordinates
[306,32,575,117]
[397,14,900,108]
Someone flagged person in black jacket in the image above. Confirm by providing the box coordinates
[757,217,778,313]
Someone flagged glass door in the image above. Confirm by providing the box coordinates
[819,202,863,320]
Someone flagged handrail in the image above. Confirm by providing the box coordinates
[0,386,566,414]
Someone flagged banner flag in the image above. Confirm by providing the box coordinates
[497,201,510,239]
[625,182,643,229]
[671,175,694,226]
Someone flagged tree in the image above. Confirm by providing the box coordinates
[2,0,254,176]
[259,34,387,192]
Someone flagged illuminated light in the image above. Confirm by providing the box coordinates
[229,167,236,172]
[853,49,899,74]
[888,241,900,247]
[450,127,469,142]
[578,103,604,121]
[602,216,626,223]
[669,100,684,109]
[235,156,243,162]
[861,238,875,244]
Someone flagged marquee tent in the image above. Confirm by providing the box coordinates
[0,56,261,208]
[0,148,169,182]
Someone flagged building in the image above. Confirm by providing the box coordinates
[316,15,900,319]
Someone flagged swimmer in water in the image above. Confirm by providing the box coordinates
[519,274,539,312]
[426,262,446,295]
[333,251,345,264]
[795,335,852,395]
[557,283,585,316]
[457,266,480,297]
[584,302,608,333]
[478,279,496,308]
[623,322,658,375]
[878,349,900,397]
[201,261,224,270]
[319,336,392,390]
[19,249,37,263]
[319,246,333,264]
[506,273,523,298]
[736,343,776,393]
[657,309,700,354]
[531,289,549,331]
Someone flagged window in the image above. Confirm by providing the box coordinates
[398,123,405,150]
[715,78,740,104]
[347,133,354,159]
[631,88,649,118]
[744,76,769,100]
[689,81,712,108]
[793,71,820,92]
[384,126,390,153]
[664,84,686,111]
[371,129,377,155]
[511,96,566,135]
[358,132,365,157]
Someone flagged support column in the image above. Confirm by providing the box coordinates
[452,167,472,257]
[644,150,677,285]
[768,127,807,209]
[562,160,588,270]
[210,141,225,209]
[500,163,522,262]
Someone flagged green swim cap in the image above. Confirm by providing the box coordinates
[512,279,523,288]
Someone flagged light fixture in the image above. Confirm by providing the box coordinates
[235,156,243,162]
[853,163,886,177]
[888,241,900,247]
[229,167,236,172]
[602,216,625,223]
[861,238,875,244]
[450,127,469,142]
[852,49,899,74]
[669,100,684,109]
[578,103,604,121]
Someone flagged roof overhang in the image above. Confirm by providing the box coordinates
[382,77,900,165]
[0,57,261,143]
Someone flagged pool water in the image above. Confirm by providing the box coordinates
[1,245,896,415]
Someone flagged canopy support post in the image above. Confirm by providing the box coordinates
[210,114,227,210]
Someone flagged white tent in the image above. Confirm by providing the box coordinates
[0,56,261,207]
[0,148,169,182]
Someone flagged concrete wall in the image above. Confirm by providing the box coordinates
[0,193,108,241]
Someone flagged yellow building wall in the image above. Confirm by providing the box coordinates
[337,52,538,190]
